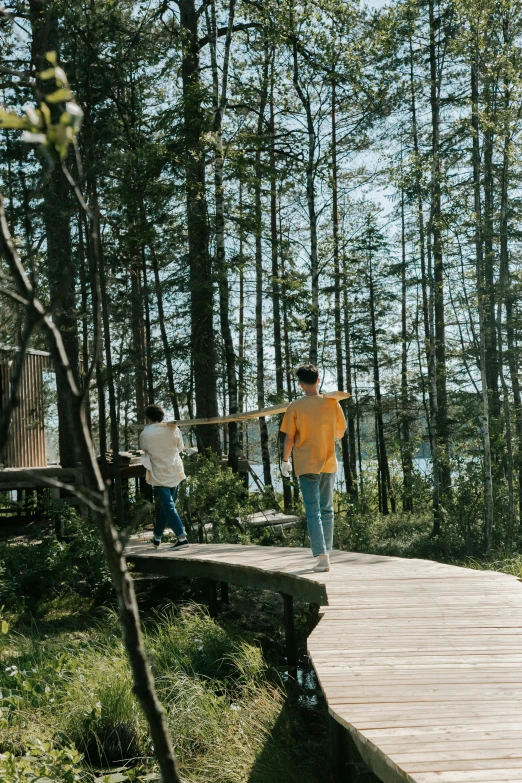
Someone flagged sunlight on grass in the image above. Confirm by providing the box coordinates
[0,604,319,783]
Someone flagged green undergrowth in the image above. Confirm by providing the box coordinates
[462,550,522,577]
[0,571,331,783]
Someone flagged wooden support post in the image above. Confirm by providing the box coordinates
[207,579,218,618]
[330,714,345,781]
[220,581,229,605]
[282,592,297,676]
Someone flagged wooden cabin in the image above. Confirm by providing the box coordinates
[0,346,51,467]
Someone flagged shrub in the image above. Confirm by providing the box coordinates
[177,452,252,543]
[0,521,111,611]
[0,741,89,783]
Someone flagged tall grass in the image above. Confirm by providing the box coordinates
[0,604,321,783]
[463,550,522,577]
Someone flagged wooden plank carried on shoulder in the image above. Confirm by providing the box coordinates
[131,390,350,431]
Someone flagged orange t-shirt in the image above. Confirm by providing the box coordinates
[280,395,347,476]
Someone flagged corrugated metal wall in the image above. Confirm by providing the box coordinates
[0,349,50,468]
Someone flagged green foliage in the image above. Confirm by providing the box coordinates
[178,453,253,543]
[464,551,522,578]
[0,604,302,782]
[0,741,87,783]
[0,522,111,612]
[0,52,83,162]
[147,605,268,687]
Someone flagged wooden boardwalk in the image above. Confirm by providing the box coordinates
[126,544,522,783]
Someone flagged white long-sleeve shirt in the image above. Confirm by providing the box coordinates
[139,423,186,487]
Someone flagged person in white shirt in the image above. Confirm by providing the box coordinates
[139,404,188,550]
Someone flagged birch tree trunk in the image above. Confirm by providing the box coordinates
[141,248,155,405]
[270,55,284,399]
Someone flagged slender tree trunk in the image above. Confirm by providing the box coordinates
[292,35,319,365]
[141,248,154,404]
[179,0,219,453]
[498,231,515,546]
[97,208,124,525]
[354,364,364,498]
[30,0,80,468]
[369,255,389,515]
[429,0,450,534]
[280,216,293,401]
[409,36,434,452]
[238,261,245,453]
[149,243,180,419]
[83,96,124,524]
[331,80,354,496]
[341,250,357,490]
[483,96,500,421]
[400,185,414,511]
[78,93,123,519]
[270,64,291,507]
[279,217,299,502]
[207,0,238,470]
[238,184,245,455]
[255,45,272,488]
[500,74,520,539]
[504,278,522,529]
[78,209,92,434]
[270,56,284,399]
[471,42,494,551]
[82,211,106,459]
[130,260,146,418]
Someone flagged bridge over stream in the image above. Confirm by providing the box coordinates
[126,543,522,783]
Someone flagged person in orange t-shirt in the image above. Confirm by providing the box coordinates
[280,365,346,572]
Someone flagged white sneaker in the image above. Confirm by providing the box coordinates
[314,553,330,572]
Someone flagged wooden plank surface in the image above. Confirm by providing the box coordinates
[126,543,522,783]
[131,390,350,430]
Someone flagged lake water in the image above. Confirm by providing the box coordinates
[249,458,432,493]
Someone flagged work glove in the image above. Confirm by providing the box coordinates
[281,460,292,478]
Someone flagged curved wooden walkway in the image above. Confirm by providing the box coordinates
[126,544,522,783]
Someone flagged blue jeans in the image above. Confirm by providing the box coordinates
[298,472,336,557]
[153,486,185,540]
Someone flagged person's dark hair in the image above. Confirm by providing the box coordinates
[296,364,319,384]
[145,404,165,422]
